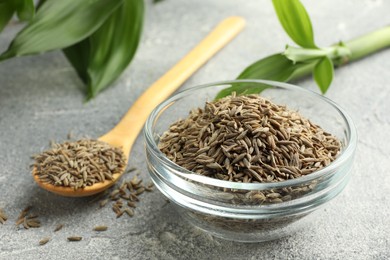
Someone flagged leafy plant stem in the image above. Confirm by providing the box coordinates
[288,62,315,81]
[343,25,390,63]
[218,1,390,99]
[289,26,390,81]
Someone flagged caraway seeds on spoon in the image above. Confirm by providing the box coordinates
[33,139,126,190]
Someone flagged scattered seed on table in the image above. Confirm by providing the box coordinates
[130,176,142,187]
[93,225,108,231]
[23,218,29,229]
[124,208,134,217]
[0,208,7,224]
[116,210,124,218]
[15,207,41,229]
[54,224,63,232]
[67,236,82,242]
[95,168,153,218]
[145,186,153,192]
[16,206,31,223]
[130,193,139,202]
[99,199,109,208]
[27,218,41,228]
[135,187,145,195]
[15,217,24,227]
[127,201,136,208]
[39,237,50,246]
[126,167,137,173]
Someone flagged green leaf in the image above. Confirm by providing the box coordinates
[0,0,123,61]
[63,40,91,84]
[272,0,316,48]
[237,53,300,80]
[36,0,47,10]
[16,0,35,21]
[0,2,15,33]
[215,54,306,99]
[313,56,334,94]
[85,0,144,99]
[63,0,144,99]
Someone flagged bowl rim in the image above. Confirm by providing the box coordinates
[144,79,357,190]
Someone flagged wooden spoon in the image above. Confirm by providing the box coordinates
[32,16,246,197]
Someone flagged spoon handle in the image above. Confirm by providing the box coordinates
[100,16,246,155]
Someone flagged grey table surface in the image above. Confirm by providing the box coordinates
[1,0,389,259]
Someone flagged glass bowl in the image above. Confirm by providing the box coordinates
[143,80,357,242]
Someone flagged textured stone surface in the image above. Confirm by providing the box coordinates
[1,0,390,259]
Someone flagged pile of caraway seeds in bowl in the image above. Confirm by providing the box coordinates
[159,93,341,188]
[158,93,342,228]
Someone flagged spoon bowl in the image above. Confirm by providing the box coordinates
[32,17,246,197]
